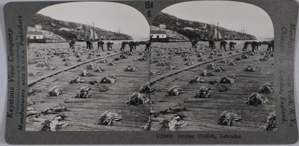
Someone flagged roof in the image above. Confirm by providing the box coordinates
[27,31,43,35]
[150,30,166,34]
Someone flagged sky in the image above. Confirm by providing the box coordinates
[162,1,274,39]
[37,2,150,39]
[37,1,274,39]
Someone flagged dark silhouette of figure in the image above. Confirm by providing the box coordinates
[209,40,215,49]
[98,41,105,51]
[145,41,151,52]
[69,39,76,49]
[191,40,198,48]
[120,41,128,51]
[86,41,92,49]
[229,42,236,51]
[220,41,228,51]
[106,42,114,51]
[243,41,251,51]
[250,41,261,52]
[267,40,274,52]
[128,41,139,52]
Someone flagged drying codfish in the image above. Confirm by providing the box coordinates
[200,70,214,76]
[166,64,177,70]
[220,75,236,84]
[98,59,108,63]
[125,92,150,105]
[228,61,237,66]
[244,92,269,105]
[38,114,68,131]
[158,115,188,131]
[97,111,123,126]
[33,71,43,76]
[235,56,242,61]
[189,75,205,83]
[150,70,162,76]
[197,52,204,57]
[48,86,64,96]
[35,61,48,67]
[141,117,152,131]
[94,66,104,73]
[207,63,216,69]
[160,103,186,114]
[191,86,213,98]
[70,76,85,84]
[139,82,154,93]
[77,58,85,62]
[168,86,184,96]
[62,57,69,61]
[107,61,116,66]
[261,111,277,131]
[218,111,242,126]
[258,83,274,94]
[185,61,194,66]
[244,65,258,72]
[64,62,72,66]
[219,59,228,63]
[156,60,168,66]
[241,54,249,59]
[124,65,138,72]
[198,58,205,62]
[79,70,93,77]
[100,76,117,84]
[41,103,67,115]
[45,65,56,70]
[86,63,94,70]
[215,66,225,72]
[73,86,93,98]
[138,57,147,61]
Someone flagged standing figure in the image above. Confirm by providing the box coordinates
[267,40,274,52]
[191,40,198,48]
[145,41,151,52]
[98,41,105,51]
[86,41,92,49]
[229,42,236,51]
[106,42,114,51]
[208,40,215,49]
[220,41,228,51]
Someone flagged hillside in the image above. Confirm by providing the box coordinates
[28,13,133,41]
[151,12,256,41]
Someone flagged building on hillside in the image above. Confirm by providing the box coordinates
[150,30,169,42]
[27,31,45,43]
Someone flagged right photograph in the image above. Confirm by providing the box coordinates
[149,1,275,131]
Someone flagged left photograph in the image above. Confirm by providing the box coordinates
[26,2,151,131]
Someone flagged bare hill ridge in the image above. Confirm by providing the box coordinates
[151,12,256,41]
[28,13,133,41]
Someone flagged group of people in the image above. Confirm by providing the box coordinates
[242,40,274,52]
[191,39,274,52]
[69,40,152,52]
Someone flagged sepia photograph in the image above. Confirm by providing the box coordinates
[26,1,275,132]
[148,1,275,131]
[26,2,151,131]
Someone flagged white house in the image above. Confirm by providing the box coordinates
[150,30,167,39]
[27,31,44,40]
[150,30,168,42]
